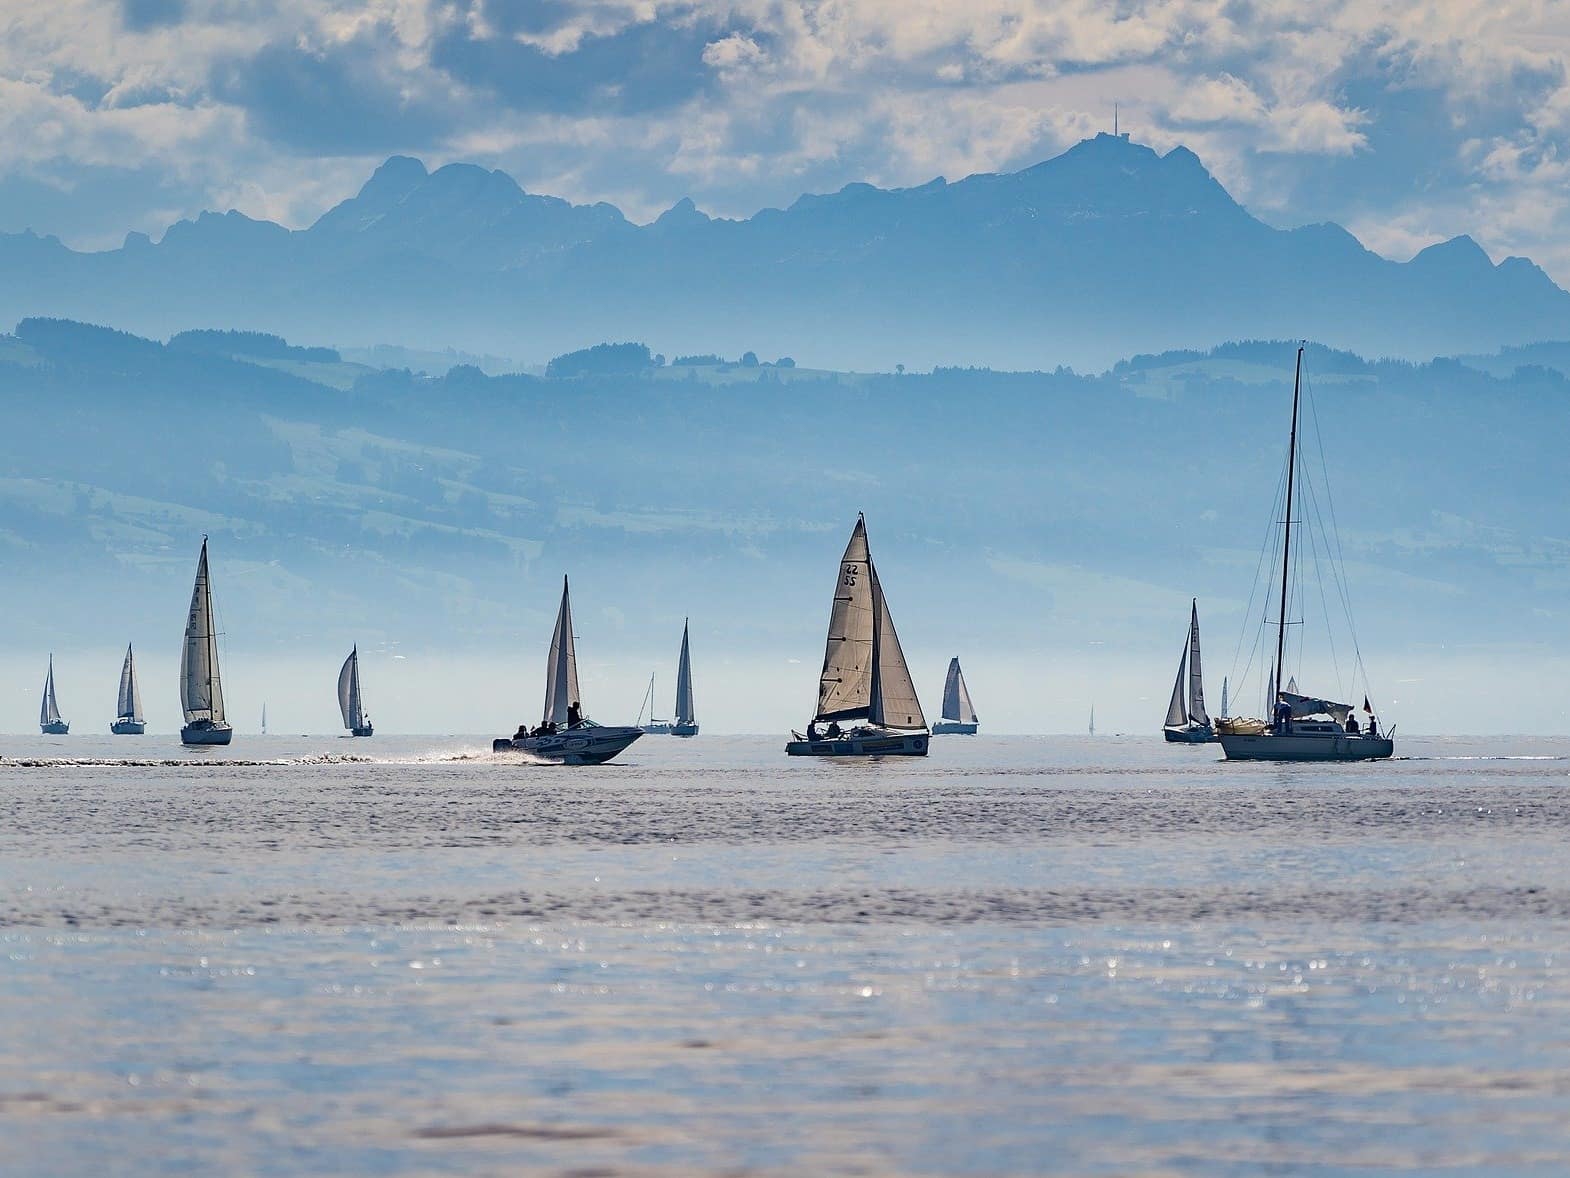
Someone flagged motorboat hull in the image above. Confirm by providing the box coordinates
[351,724,374,737]
[932,721,978,735]
[182,720,233,746]
[786,729,929,757]
[670,722,699,737]
[1220,732,1393,761]
[40,722,69,735]
[492,725,643,765]
[1164,724,1215,743]
[110,720,146,735]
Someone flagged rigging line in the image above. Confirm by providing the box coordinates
[1228,446,1291,697]
[1303,365,1370,687]
[1301,468,1345,698]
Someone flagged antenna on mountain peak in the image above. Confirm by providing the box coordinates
[1114,103,1118,137]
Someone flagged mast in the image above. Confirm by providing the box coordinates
[1274,346,1303,705]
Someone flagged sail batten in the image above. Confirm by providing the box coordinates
[180,539,226,724]
[674,620,695,725]
[543,576,580,726]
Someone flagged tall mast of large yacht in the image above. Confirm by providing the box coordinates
[1274,345,1303,703]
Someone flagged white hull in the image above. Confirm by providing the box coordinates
[40,721,69,735]
[1164,723,1215,744]
[932,721,977,735]
[1220,731,1393,762]
[110,720,146,735]
[182,720,233,746]
[492,725,643,765]
[786,728,929,757]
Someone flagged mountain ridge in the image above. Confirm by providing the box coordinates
[0,133,1564,369]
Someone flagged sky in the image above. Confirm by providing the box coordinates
[2,2,1570,284]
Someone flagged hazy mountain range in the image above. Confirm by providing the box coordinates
[2,134,1566,371]
[2,318,1569,734]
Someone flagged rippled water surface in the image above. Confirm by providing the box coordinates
[4,733,1570,1175]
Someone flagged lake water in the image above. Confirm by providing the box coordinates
[3,733,1570,1175]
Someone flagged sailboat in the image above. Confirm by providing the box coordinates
[1217,347,1393,762]
[39,655,68,734]
[110,643,145,734]
[787,514,929,757]
[671,619,699,737]
[337,645,374,737]
[180,536,233,746]
[1089,705,1095,736]
[1163,599,1215,743]
[261,703,267,735]
[932,657,979,734]
[636,674,672,734]
[492,576,643,764]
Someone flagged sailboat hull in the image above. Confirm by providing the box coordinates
[40,721,69,735]
[492,725,643,765]
[670,722,699,737]
[786,729,929,757]
[110,720,146,735]
[182,720,233,746]
[1164,723,1215,743]
[640,722,673,735]
[1220,732,1393,762]
[932,721,978,735]
[350,724,374,737]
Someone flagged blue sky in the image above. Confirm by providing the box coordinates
[3,2,1570,285]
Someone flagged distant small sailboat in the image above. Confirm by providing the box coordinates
[932,657,979,734]
[110,643,145,734]
[637,674,672,734]
[337,645,374,737]
[261,703,267,735]
[39,655,69,734]
[492,576,643,764]
[1163,599,1215,743]
[671,619,698,737]
[1089,704,1095,736]
[180,536,232,746]
[787,514,929,757]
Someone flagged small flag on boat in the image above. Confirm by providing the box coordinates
[1363,695,1372,713]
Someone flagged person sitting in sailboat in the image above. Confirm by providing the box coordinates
[1345,713,1360,735]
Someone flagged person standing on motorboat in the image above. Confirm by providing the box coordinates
[568,701,583,728]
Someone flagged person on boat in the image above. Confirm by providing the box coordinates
[514,723,529,740]
[807,721,820,740]
[1366,714,1378,738]
[825,720,842,739]
[567,701,583,728]
[1273,698,1292,733]
[1345,713,1360,735]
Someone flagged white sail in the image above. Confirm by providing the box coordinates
[1220,676,1229,720]
[1187,600,1209,726]
[338,646,363,731]
[867,561,926,731]
[543,575,580,726]
[674,619,695,725]
[1164,647,1188,728]
[41,657,62,725]
[941,657,977,723]
[814,516,876,722]
[117,644,143,722]
[180,538,226,724]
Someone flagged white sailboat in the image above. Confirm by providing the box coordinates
[338,645,374,737]
[932,657,979,734]
[1219,677,1229,721]
[1163,599,1215,743]
[671,619,699,737]
[787,514,929,757]
[492,576,644,764]
[180,536,232,746]
[39,655,68,734]
[636,674,672,734]
[110,643,145,734]
[1218,347,1393,762]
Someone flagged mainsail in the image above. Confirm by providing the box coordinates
[674,619,696,725]
[814,517,876,722]
[40,656,62,726]
[180,538,226,724]
[117,644,143,722]
[543,576,581,726]
[338,646,364,731]
[1164,647,1188,728]
[941,657,978,724]
[868,562,926,730]
[1187,600,1209,726]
